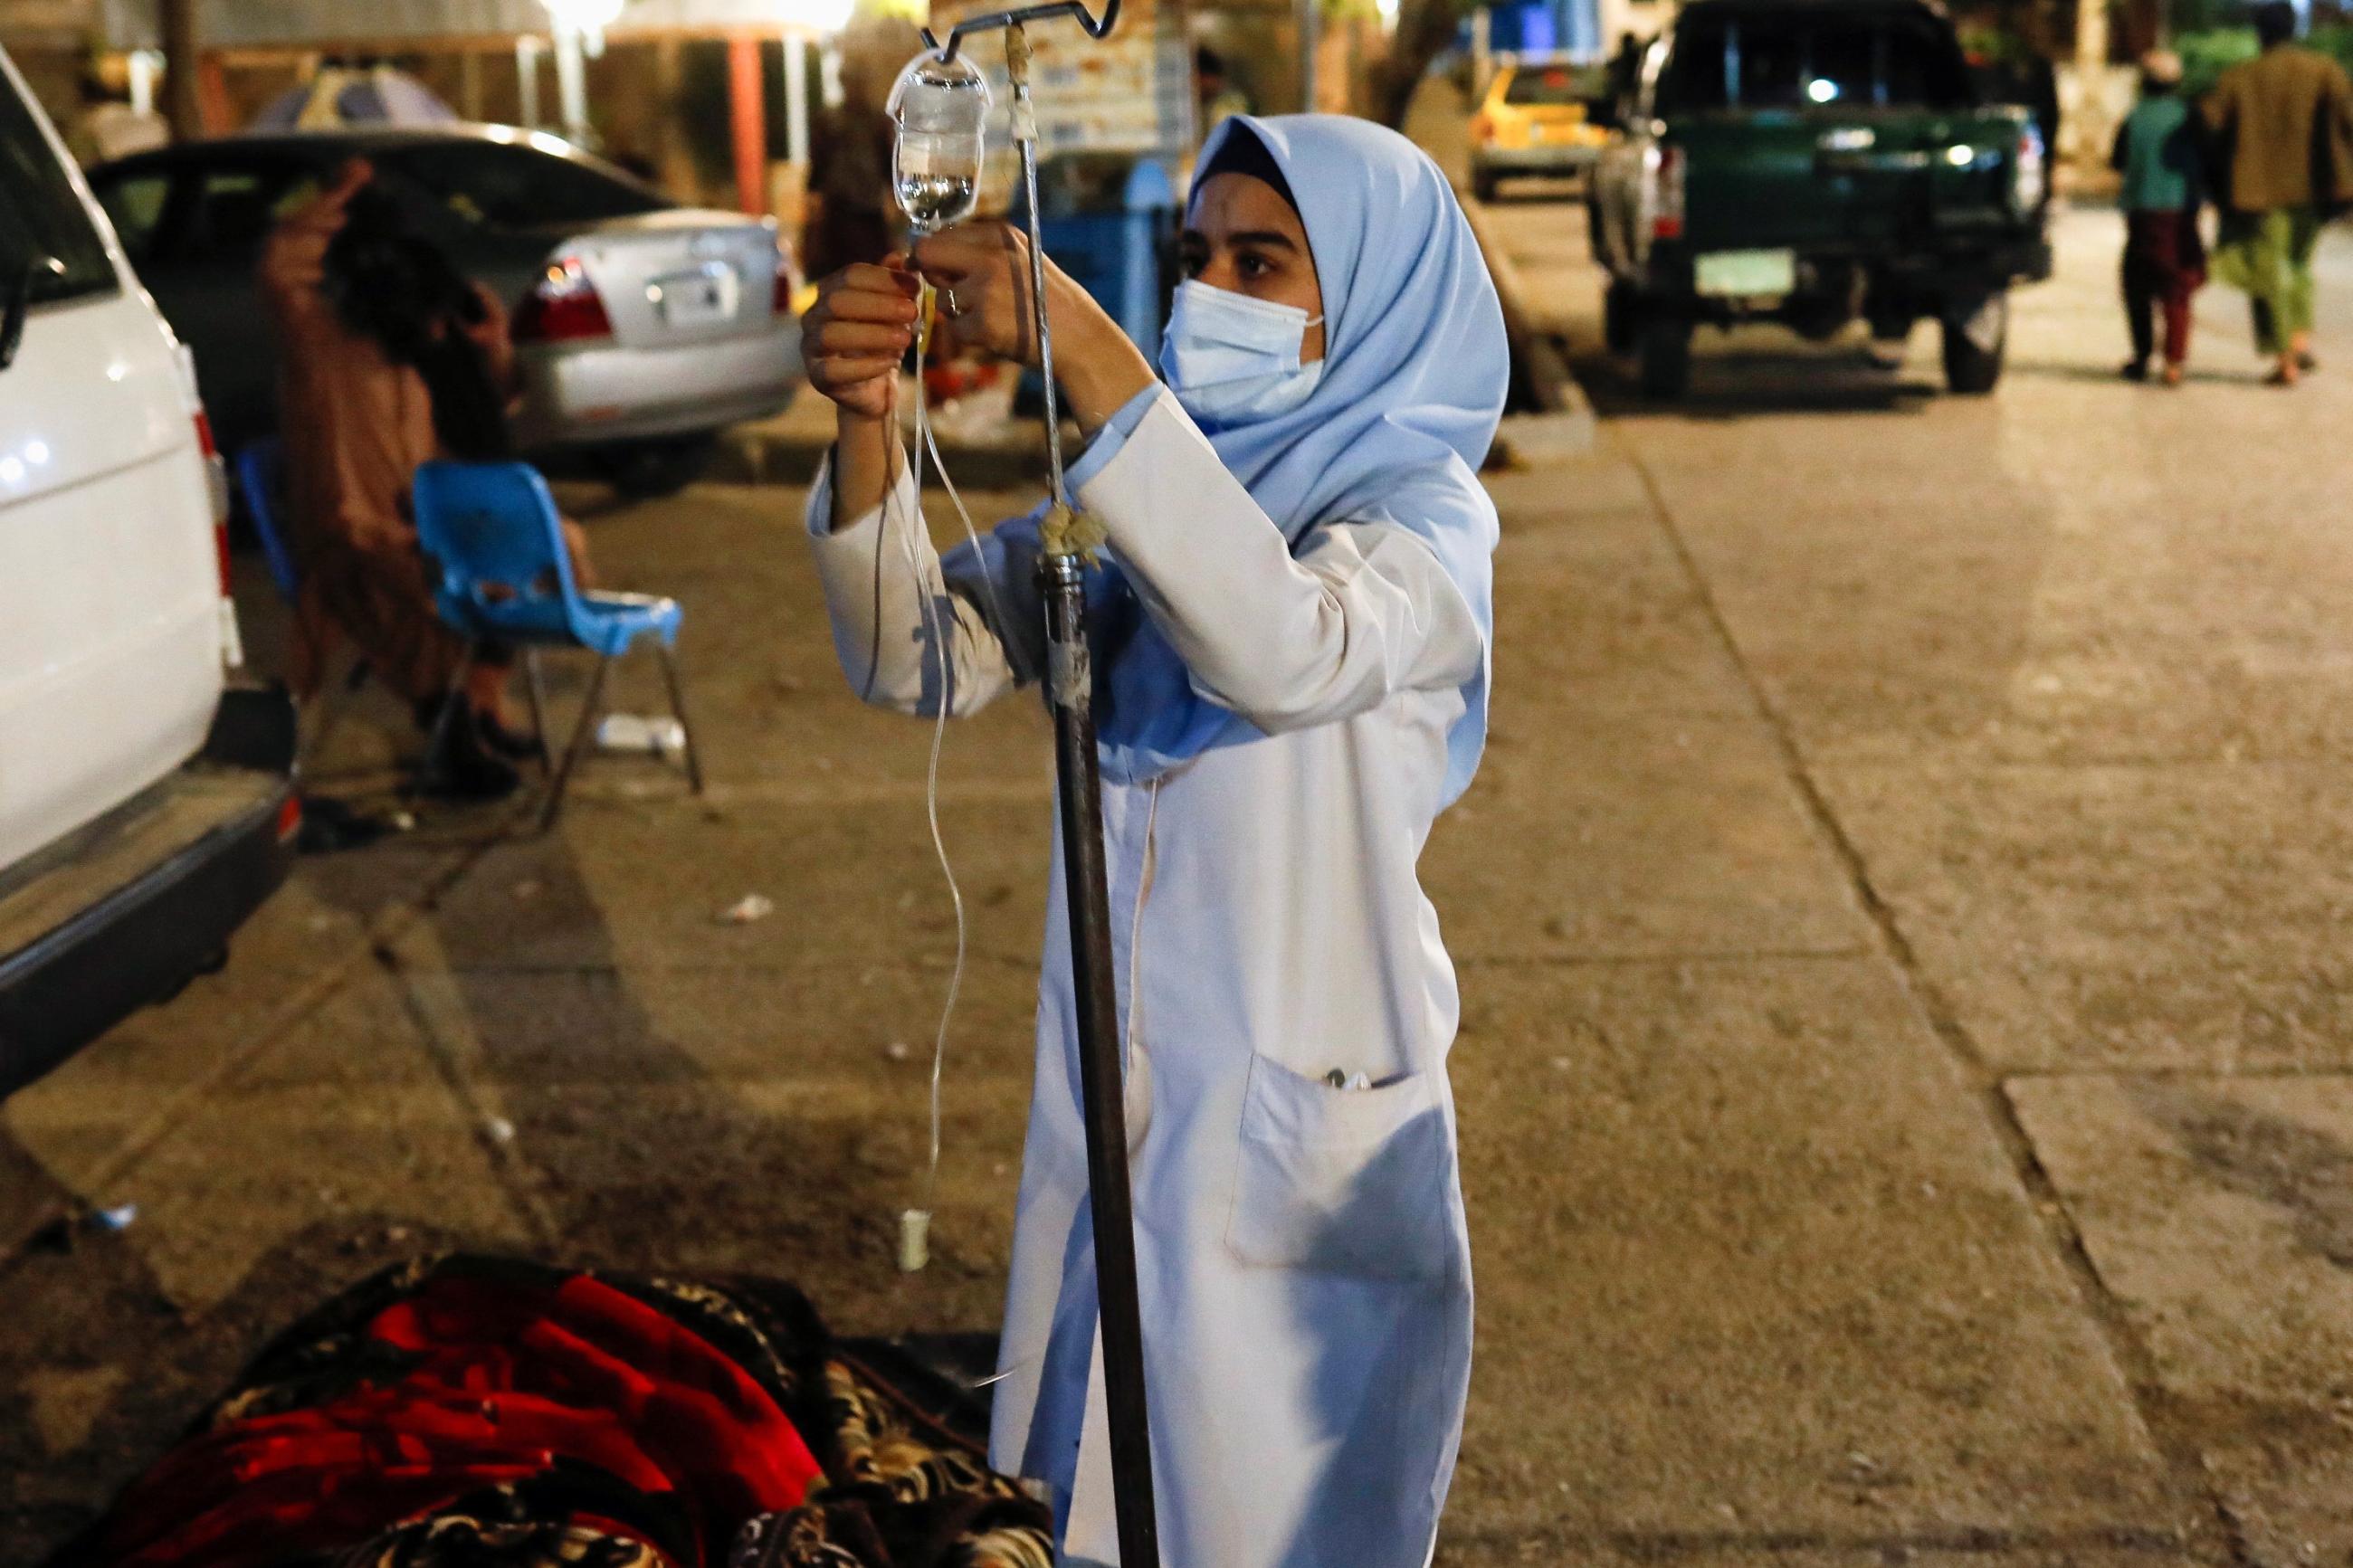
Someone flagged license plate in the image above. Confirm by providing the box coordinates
[1696,249,1796,298]
[653,264,736,327]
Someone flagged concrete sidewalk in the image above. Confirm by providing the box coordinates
[5,206,2352,1568]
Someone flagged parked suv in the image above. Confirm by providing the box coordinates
[1588,0,2052,397]
[0,45,296,1097]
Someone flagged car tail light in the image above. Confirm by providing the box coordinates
[276,793,304,844]
[195,407,244,669]
[1646,144,1686,242]
[514,257,614,344]
[2012,124,2046,214]
[1471,113,1496,145]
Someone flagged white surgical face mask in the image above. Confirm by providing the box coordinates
[1157,280,1326,424]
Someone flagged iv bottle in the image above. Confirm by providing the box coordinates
[889,50,990,233]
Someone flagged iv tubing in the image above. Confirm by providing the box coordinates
[897,280,967,1247]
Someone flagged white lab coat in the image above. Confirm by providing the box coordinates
[805,388,1483,1568]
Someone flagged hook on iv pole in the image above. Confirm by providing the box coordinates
[919,0,1122,62]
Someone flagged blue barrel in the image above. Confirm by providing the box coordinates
[1037,159,1177,359]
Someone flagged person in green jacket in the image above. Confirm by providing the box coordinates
[2203,1,2353,385]
[2113,49,2207,385]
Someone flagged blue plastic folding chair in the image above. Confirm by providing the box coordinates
[238,437,370,761]
[410,459,703,831]
[235,440,303,603]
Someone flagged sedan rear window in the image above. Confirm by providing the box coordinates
[376,140,669,232]
[1505,65,1604,106]
[0,72,117,305]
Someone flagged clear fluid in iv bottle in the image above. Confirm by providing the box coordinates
[896,167,979,233]
[888,51,991,233]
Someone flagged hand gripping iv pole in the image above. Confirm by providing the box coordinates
[906,6,1162,1563]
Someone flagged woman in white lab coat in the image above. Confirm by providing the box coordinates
[796,114,1507,1567]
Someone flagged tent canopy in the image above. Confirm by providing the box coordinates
[250,66,462,127]
[101,0,845,51]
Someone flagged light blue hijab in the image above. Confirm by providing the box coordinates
[1083,115,1507,807]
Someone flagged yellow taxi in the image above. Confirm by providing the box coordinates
[1471,58,1614,201]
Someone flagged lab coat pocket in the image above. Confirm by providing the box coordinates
[1225,1052,1450,1283]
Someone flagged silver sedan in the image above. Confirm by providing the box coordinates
[89,125,803,497]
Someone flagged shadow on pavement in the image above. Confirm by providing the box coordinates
[2005,357,2274,387]
[1573,343,1940,420]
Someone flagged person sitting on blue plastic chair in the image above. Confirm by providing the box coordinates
[262,160,594,801]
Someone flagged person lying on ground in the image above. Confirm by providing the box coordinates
[52,1253,1053,1568]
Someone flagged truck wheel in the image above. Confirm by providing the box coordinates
[1637,314,1691,398]
[1940,290,2008,394]
[1605,282,1638,356]
[1473,170,1500,204]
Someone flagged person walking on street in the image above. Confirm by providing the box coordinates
[2115,50,2208,385]
[2203,0,2353,385]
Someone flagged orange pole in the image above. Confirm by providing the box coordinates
[196,53,234,136]
[729,35,767,216]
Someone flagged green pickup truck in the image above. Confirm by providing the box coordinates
[1587,0,2053,397]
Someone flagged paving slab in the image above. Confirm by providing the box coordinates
[1819,762,2353,1076]
[0,839,470,1267]
[1619,404,2066,769]
[288,952,1043,1090]
[1476,470,1758,729]
[51,962,534,1318]
[1434,722,1870,964]
[1445,956,2182,1543]
[1620,211,2353,775]
[2009,1073,2353,1568]
[1,841,461,1110]
[1428,479,1872,964]
[354,952,1042,1310]
[411,793,1053,974]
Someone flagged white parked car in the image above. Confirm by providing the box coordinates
[0,45,297,1097]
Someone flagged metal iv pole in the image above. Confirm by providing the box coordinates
[917,5,1161,1564]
